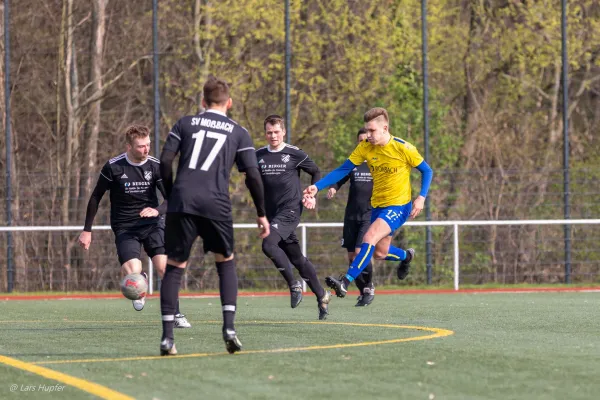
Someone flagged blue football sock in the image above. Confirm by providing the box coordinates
[346,243,375,281]
[385,245,406,262]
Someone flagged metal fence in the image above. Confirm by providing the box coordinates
[0,219,599,293]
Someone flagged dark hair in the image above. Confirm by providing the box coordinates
[203,76,230,106]
[363,107,389,124]
[357,127,367,137]
[124,125,150,145]
[263,114,286,131]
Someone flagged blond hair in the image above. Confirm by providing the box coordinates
[363,107,389,124]
[124,125,150,145]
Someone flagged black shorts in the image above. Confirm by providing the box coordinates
[341,219,370,251]
[114,223,165,265]
[164,212,234,262]
[269,209,300,244]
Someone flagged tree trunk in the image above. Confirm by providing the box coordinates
[81,0,108,209]
[194,0,211,113]
[61,0,78,287]
[0,2,27,290]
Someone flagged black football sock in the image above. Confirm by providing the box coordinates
[216,259,237,332]
[282,242,325,299]
[362,261,374,287]
[354,261,366,294]
[160,264,183,341]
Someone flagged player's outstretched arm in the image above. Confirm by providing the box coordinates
[302,159,356,200]
[409,161,433,219]
[243,167,270,238]
[78,175,109,250]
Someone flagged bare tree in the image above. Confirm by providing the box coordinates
[80,0,108,208]
[193,0,212,112]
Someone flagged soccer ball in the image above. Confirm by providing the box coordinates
[120,273,148,300]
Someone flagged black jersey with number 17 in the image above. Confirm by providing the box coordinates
[162,110,258,221]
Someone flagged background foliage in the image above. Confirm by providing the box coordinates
[1,0,599,290]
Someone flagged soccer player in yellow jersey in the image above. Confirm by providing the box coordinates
[303,107,433,298]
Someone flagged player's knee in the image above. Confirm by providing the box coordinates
[154,263,166,279]
[289,254,307,268]
[214,253,234,263]
[261,240,279,258]
[121,259,142,274]
[347,252,356,263]
[373,250,387,260]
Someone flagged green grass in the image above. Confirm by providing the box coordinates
[0,292,599,399]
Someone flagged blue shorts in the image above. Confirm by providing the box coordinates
[370,203,412,235]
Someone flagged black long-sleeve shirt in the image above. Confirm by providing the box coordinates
[331,161,373,221]
[83,153,166,233]
[255,144,320,218]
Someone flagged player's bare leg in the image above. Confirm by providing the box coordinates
[373,235,414,280]
[326,219,390,298]
[121,259,147,311]
[122,258,143,275]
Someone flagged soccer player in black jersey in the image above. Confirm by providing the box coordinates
[327,128,375,306]
[78,125,190,328]
[158,77,269,356]
[255,115,331,320]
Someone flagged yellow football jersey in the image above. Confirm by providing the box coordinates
[348,136,424,207]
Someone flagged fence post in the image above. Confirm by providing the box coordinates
[301,224,307,292]
[148,256,153,295]
[152,0,160,158]
[284,0,291,141]
[561,0,571,284]
[4,0,14,293]
[454,224,459,291]
[421,0,432,285]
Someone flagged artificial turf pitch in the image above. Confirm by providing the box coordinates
[0,291,598,399]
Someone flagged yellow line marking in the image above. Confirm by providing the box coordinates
[386,253,401,260]
[0,355,134,400]
[30,321,453,365]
